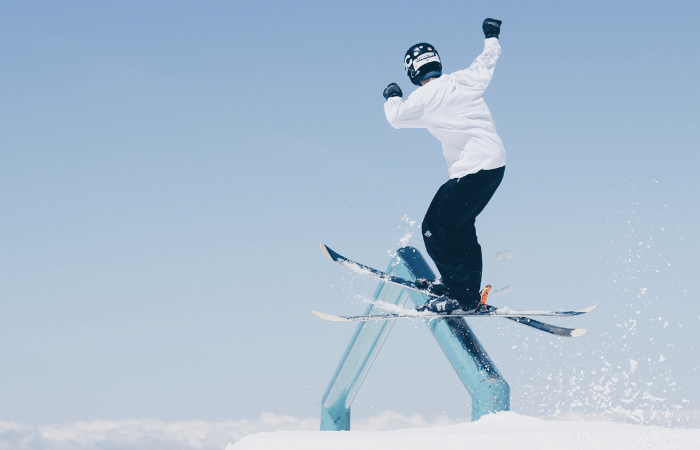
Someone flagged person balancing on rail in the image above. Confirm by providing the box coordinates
[383,18,505,314]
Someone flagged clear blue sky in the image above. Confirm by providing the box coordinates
[1,0,698,426]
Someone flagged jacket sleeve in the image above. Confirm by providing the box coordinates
[383,94,427,129]
[452,38,501,92]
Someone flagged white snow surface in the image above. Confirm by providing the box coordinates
[229,411,699,450]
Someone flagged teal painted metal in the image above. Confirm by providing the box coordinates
[319,270,406,431]
[320,247,509,431]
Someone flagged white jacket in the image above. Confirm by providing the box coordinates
[384,38,506,179]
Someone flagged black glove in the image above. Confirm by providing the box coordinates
[483,18,502,39]
[383,83,402,100]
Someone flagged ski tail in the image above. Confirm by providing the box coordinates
[575,305,597,314]
[312,311,351,322]
[504,316,587,338]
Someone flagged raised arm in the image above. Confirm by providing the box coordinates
[453,19,503,91]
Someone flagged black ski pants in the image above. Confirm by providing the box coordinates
[421,166,505,308]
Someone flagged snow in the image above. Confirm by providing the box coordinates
[492,284,512,294]
[228,411,700,450]
[363,299,424,316]
[338,260,377,277]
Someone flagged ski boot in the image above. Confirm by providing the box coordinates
[415,285,492,314]
[414,278,450,297]
[415,296,461,313]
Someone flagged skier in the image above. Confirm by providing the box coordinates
[383,18,505,314]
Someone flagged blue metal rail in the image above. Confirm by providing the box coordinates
[320,246,509,430]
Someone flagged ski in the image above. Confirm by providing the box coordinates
[320,243,436,296]
[312,310,587,338]
[320,243,596,317]
[312,304,596,321]
[319,243,594,337]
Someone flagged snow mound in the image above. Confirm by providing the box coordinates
[228,411,699,450]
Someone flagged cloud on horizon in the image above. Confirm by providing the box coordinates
[0,412,455,450]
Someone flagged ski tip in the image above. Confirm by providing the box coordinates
[312,310,349,322]
[320,243,343,262]
[319,243,333,260]
[577,305,598,314]
[570,328,587,338]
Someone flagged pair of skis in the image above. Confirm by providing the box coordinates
[314,244,595,338]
